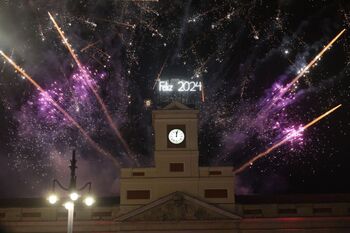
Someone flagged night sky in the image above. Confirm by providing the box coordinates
[0,0,349,198]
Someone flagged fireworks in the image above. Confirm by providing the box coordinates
[234,104,342,175]
[0,1,348,195]
[268,29,346,108]
[152,56,168,90]
[48,12,82,69]
[282,125,304,145]
[250,29,347,137]
[80,40,102,52]
[282,29,346,96]
[272,29,346,104]
[48,12,138,166]
[303,104,342,129]
[0,51,121,169]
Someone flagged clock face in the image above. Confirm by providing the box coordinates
[168,129,185,144]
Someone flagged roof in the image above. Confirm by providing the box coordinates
[162,101,191,110]
[116,192,240,222]
[0,194,350,208]
[235,194,350,204]
[0,196,120,208]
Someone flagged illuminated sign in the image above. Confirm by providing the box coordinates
[158,80,202,92]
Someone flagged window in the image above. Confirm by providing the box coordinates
[313,208,332,214]
[278,209,297,214]
[170,163,184,172]
[132,172,145,176]
[204,189,228,198]
[127,190,150,199]
[209,171,222,175]
[243,209,262,215]
[22,212,41,217]
[92,211,112,219]
[57,212,68,218]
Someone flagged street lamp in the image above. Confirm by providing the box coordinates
[47,150,95,233]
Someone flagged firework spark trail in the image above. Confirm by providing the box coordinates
[48,12,83,68]
[192,49,218,102]
[95,47,111,59]
[91,54,105,66]
[48,12,139,166]
[234,104,342,175]
[88,47,111,61]
[210,9,235,29]
[302,104,342,129]
[284,29,346,93]
[1,48,14,73]
[80,40,101,52]
[152,56,168,90]
[0,51,121,169]
[274,29,346,101]
[134,2,159,16]
[255,29,346,126]
[249,21,259,40]
[82,16,136,29]
[139,19,163,38]
[194,55,214,102]
[201,82,205,102]
[187,5,224,23]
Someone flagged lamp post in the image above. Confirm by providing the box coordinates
[47,150,95,233]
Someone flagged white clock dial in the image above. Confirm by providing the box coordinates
[168,129,185,144]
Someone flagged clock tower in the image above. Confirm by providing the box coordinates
[153,101,199,177]
[120,101,235,213]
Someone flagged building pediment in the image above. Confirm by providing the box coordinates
[116,192,241,222]
[163,101,191,110]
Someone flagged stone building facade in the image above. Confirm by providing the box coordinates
[0,101,349,232]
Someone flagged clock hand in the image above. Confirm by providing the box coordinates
[176,130,178,137]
